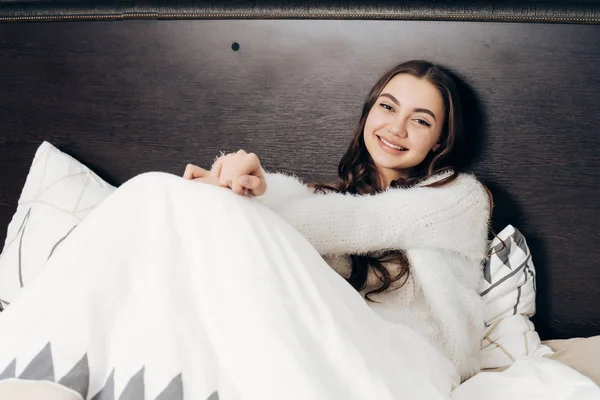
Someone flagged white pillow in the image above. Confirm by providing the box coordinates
[479,224,552,369]
[0,141,116,309]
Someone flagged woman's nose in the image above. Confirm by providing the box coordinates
[387,119,408,138]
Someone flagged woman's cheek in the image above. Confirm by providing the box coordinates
[368,110,388,129]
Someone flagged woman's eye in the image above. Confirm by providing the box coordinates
[414,118,431,127]
[379,103,394,112]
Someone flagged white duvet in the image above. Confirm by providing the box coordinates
[0,172,597,399]
[453,356,600,400]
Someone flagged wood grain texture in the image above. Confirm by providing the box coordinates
[1,1,600,23]
[0,19,599,339]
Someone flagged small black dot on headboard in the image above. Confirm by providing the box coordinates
[231,42,240,51]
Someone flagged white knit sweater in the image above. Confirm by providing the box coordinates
[255,170,490,381]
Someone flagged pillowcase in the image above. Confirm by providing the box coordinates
[478,224,552,369]
[0,141,116,309]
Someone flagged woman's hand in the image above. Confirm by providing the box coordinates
[211,150,267,196]
[183,164,220,186]
[183,150,267,196]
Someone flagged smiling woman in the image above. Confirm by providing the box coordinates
[182,60,492,382]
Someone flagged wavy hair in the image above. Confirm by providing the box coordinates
[314,60,470,300]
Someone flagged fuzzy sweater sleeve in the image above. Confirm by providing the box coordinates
[256,171,490,259]
[255,171,315,209]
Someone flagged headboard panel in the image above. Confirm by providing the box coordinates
[1,4,599,340]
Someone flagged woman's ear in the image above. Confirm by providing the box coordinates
[431,143,441,152]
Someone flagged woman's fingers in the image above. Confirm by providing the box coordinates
[207,150,266,195]
[184,161,263,195]
[184,164,211,180]
[240,175,260,189]
[214,155,236,188]
[193,175,220,186]
[237,175,267,196]
[225,175,263,196]
[183,164,195,179]
[210,156,224,179]
[231,177,245,195]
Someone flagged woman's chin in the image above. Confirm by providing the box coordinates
[372,154,408,170]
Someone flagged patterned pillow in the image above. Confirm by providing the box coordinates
[479,225,552,369]
[0,142,116,309]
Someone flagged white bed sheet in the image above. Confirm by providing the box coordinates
[453,356,600,400]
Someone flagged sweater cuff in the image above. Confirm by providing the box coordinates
[254,170,313,210]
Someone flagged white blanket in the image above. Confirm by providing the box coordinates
[0,172,598,400]
[0,173,455,399]
[453,356,600,400]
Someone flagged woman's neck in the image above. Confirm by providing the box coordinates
[379,168,410,189]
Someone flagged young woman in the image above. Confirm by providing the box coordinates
[0,60,489,400]
[185,59,490,379]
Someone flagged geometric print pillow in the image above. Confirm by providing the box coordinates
[478,224,553,369]
[0,141,116,310]
[480,224,537,322]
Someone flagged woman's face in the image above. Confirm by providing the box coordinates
[363,73,445,186]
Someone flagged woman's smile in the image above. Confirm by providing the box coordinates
[377,135,408,153]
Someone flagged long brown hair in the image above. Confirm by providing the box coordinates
[314,60,468,300]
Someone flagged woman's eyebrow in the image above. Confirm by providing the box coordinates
[413,108,437,121]
[379,93,437,122]
[380,93,400,105]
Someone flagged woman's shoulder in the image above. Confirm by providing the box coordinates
[414,170,490,214]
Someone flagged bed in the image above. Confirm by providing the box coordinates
[0,1,599,398]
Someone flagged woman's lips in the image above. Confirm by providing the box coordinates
[377,135,408,153]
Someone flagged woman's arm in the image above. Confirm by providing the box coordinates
[256,172,490,258]
[195,152,489,259]
[254,171,315,209]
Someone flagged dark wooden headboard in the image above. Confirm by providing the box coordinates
[1,1,599,340]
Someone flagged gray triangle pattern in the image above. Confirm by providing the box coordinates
[496,238,512,269]
[91,369,115,400]
[59,353,90,399]
[18,342,55,381]
[0,359,16,379]
[512,229,529,255]
[207,391,219,400]
[118,367,144,400]
[482,257,492,283]
[0,347,193,400]
[154,373,183,400]
[525,264,537,293]
[484,234,519,283]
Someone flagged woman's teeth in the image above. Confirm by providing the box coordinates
[379,136,407,151]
